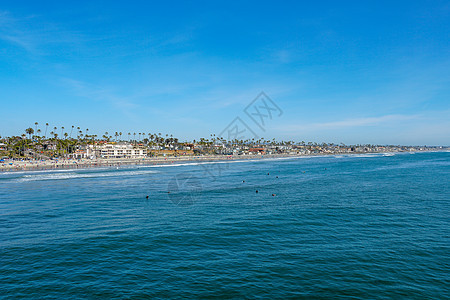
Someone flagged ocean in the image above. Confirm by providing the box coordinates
[1,152,449,298]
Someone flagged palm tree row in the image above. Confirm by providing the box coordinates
[0,122,367,159]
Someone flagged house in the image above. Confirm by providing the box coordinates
[249,148,265,154]
[70,150,88,159]
[86,143,147,159]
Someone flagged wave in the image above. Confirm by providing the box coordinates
[346,154,383,158]
[137,159,262,168]
[16,169,159,182]
[0,166,112,176]
[367,159,450,172]
[70,153,402,172]
[329,152,403,159]
[382,153,396,157]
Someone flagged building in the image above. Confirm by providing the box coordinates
[248,148,265,154]
[71,150,88,159]
[86,144,147,159]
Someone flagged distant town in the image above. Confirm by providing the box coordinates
[0,124,446,162]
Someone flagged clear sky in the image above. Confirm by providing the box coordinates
[0,1,449,145]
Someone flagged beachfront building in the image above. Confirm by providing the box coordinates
[71,150,88,159]
[248,148,265,154]
[86,144,147,159]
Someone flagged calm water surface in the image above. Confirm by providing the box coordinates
[1,152,449,298]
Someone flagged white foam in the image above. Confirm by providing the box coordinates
[16,169,159,182]
[368,159,450,172]
[137,159,256,168]
[0,166,111,176]
[382,153,396,157]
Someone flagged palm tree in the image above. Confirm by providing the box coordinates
[34,122,38,134]
[63,133,69,155]
[25,128,34,139]
[70,125,74,138]
[150,133,154,145]
[61,127,65,138]
[44,123,49,138]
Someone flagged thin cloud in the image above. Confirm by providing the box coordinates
[313,114,418,129]
[0,10,85,56]
[0,11,37,52]
[61,78,139,113]
[280,114,419,132]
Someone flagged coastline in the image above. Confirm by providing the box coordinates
[1,154,283,173]
[0,150,440,173]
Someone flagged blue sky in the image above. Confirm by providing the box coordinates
[0,1,449,145]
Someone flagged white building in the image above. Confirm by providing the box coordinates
[87,144,147,159]
[71,150,88,159]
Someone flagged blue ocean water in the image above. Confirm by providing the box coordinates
[1,152,449,298]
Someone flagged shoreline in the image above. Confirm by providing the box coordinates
[0,150,443,173]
